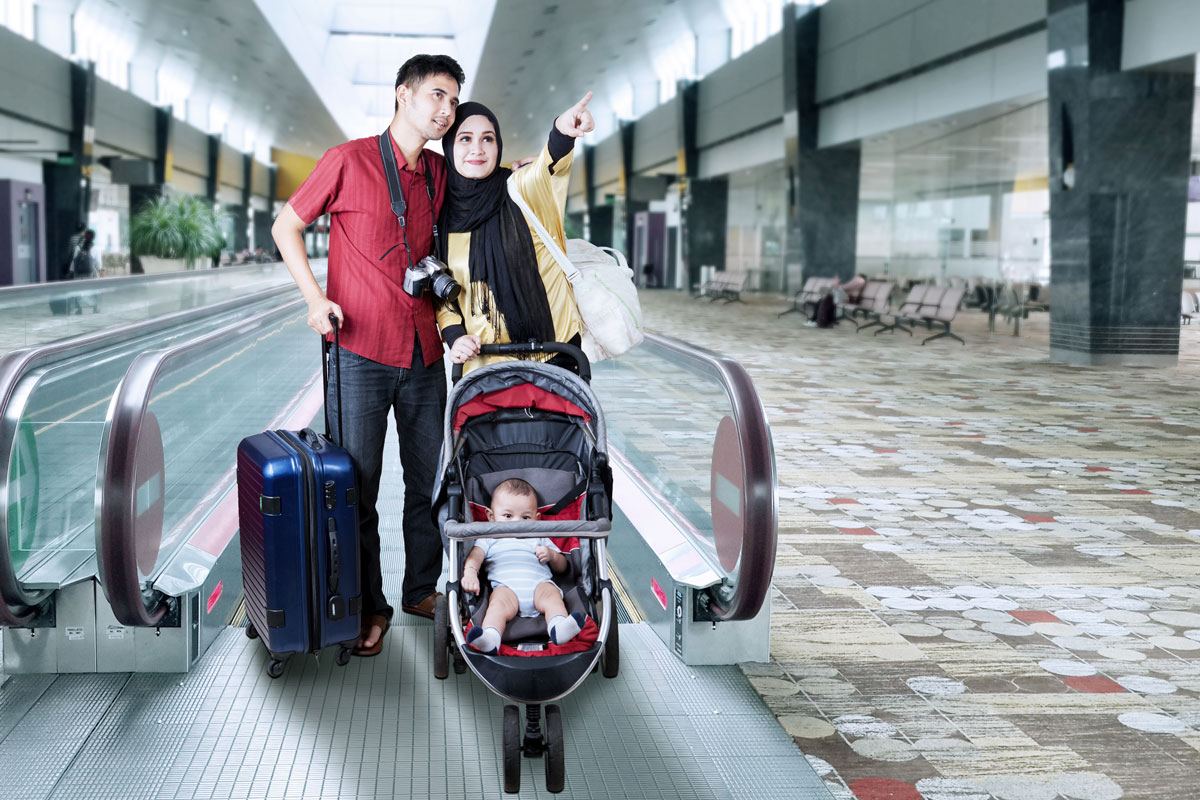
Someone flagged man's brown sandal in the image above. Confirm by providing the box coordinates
[352,614,389,657]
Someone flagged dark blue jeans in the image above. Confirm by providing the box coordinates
[326,336,446,620]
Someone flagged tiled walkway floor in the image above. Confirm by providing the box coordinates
[642,292,1200,800]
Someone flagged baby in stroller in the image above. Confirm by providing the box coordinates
[461,478,587,654]
[432,342,617,793]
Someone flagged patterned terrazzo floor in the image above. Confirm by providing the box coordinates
[640,291,1200,800]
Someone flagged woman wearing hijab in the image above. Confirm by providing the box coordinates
[436,92,595,374]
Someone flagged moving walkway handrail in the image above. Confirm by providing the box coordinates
[96,298,307,626]
[0,282,299,627]
[641,332,777,622]
[0,260,285,303]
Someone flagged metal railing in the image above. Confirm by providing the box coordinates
[0,284,306,627]
[96,299,313,626]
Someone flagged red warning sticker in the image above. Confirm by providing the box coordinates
[206,580,223,614]
[651,578,667,610]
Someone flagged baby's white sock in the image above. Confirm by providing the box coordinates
[548,612,585,645]
[467,625,501,654]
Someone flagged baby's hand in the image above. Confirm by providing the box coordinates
[462,571,480,593]
[534,545,552,564]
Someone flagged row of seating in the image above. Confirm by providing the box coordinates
[695,271,748,303]
[780,277,968,345]
[856,283,968,345]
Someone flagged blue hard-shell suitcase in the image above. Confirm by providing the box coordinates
[237,323,361,678]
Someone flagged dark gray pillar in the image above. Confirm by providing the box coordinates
[1047,0,1194,366]
[686,177,728,280]
[583,144,596,210]
[206,134,221,203]
[618,120,636,256]
[783,5,860,293]
[675,79,709,289]
[233,153,252,252]
[44,61,96,280]
[130,107,174,216]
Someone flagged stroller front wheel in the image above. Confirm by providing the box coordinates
[544,704,565,793]
[503,704,521,793]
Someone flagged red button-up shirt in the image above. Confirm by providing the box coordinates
[289,134,446,368]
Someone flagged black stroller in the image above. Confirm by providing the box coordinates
[431,342,618,794]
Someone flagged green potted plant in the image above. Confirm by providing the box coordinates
[130,195,227,272]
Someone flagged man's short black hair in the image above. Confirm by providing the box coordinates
[394,54,465,111]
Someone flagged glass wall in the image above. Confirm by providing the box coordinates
[725,160,787,292]
[856,102,1050,287]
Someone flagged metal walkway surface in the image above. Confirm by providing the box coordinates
[0,416,829,800]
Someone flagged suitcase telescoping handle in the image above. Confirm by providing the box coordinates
[322,313,345,446]
[450,340,591,385]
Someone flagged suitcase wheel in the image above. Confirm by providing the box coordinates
[267,659,286,679]
[245,624,259,640]
[336,646,352,667]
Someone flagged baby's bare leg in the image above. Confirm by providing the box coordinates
[469,585,519,653]
[533,582,568,619]
[482,585,519,636]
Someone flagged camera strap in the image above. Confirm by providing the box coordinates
[378,130,439,270]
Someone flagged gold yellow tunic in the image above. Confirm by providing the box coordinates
[436,142,582,375]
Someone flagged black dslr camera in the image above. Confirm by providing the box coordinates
[403,255,461,302]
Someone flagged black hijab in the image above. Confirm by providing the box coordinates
[440,101,556,345]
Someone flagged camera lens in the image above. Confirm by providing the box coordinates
[431,272,461,302]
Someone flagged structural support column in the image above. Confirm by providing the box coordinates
[129,107,174,218]
[617,121,635,257]
[234,153,252,252]
[1047,0,1193,366]
[782,4,860,293]
[43,61,96,280]
[206,135,221,203]
[676,79,727,289]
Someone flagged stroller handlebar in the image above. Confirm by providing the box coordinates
[443,519,611,539]
[451,340,591,384]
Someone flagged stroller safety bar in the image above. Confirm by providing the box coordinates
[443,519,611,539]
[451,341,591,384]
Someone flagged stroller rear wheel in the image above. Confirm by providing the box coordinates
[544,704,565,793]
[502,704,521,793]
[433,595,449,679]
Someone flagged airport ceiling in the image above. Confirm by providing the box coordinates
[74,0,745,161]
[467,0,737,160]
[70,0,345,158]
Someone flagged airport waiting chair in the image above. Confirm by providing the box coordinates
[919,286,968,345]
[874,284,937,336]
[779,276,837,319]
[1182,290,1198,325]
[839,280,887,320]
[848,281,893,332]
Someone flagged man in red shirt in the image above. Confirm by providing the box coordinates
[272,54,464,657]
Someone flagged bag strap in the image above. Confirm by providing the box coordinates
[377,131,440,268]
[595,246,628,270]
[506,174,580,283]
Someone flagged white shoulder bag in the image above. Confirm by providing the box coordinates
[507,175,644,362]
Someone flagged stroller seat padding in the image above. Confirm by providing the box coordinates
[468,574,591,644]
[468,467,583,509]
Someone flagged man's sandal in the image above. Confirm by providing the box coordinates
[352,614,390,657]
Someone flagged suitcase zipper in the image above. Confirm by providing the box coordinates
[277,430,324,657]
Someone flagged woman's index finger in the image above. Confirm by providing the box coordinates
[575,91,594,110]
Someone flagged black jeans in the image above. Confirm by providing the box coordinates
[326,336,446,620]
